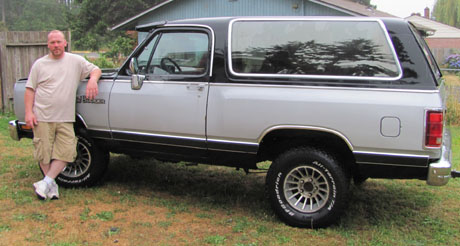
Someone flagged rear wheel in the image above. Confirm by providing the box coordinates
[266,147,350,228]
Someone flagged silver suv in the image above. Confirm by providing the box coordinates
[9,17,453,228]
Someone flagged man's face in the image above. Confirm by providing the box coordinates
[47,32,67,59]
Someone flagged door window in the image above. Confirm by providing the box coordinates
[137,31,209,76]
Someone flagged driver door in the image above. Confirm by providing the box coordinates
[109,28,211,160]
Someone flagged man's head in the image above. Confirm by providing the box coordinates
[47,30,67,59]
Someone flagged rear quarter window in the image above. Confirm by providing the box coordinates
[229,19,402,81]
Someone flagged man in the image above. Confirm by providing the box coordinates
[25,30,101,200]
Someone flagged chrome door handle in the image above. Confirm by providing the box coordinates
[187,84,205,91]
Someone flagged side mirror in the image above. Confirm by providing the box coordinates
[129,57,139,74]
[131,74,145,90]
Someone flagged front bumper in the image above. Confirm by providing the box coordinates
[426,129,452,186]
[9,120,20,141]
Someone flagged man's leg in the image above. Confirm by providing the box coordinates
[46,159,67,179]
[39,162,50,175]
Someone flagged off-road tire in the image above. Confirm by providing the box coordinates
[266,147,350,228]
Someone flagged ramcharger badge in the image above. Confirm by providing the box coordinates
[76,96,105,104]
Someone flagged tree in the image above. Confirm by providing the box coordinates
[2,0,74,31]
[69,0,161,50]
[433,0,460,28]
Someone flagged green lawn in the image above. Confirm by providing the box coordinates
[0,113,459,245]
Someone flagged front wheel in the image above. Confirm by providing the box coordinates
[266,147,350,228]
[56,132,109,187]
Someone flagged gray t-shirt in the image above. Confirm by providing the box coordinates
[25,52,98,122]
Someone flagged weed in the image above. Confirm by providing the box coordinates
[0,224,11,232]
[95,211,114,221]
[196,212,213,219]
[204,235,226,245]
[12,214,26,221]
[158,221,172,229]
[232,217,251,233]
[11,190,33,205]
[80,207,91,221]
[30,212,47,222]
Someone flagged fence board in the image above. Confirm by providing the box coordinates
[0,31,71,112]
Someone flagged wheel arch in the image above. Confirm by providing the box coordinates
[257,126,356,173]
[75,113,88,131]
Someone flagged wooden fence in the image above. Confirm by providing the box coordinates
[431,47,460,66]
[0,31,71,113]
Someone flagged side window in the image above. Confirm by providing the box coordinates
[230,20,402,80]
[137,31,209,76]
[137,35,158,75]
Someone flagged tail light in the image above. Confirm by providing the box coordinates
[425,110,443,148]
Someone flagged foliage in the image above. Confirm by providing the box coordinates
[84,55,117,69]
[444,54,460,69]
[433,0,460,28]
[69,0,160,51]
[0,0,160,51]
[1,0,73,31]
[445,74,460,125]
[105,36,135,65]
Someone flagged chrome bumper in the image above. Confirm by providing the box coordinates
[427,130,452,186]
[8,120,20,141]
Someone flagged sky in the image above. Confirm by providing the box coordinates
[370,0,437,18]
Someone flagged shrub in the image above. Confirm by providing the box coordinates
[84,55,117,69]
[444,54,460,69]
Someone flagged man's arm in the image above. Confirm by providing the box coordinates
[86,68,102,100]
[24,87,38,128]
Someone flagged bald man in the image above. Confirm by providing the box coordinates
[25,30,102,200]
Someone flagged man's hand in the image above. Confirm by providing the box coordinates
[85,68,101,99]
[85,80,98,99]
[25,112,38,129]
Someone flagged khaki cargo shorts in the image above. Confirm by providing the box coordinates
[32,122,77,164]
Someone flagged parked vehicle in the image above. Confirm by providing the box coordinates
[9,17,456,228]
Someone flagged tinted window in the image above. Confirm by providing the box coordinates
[230,20,401,79]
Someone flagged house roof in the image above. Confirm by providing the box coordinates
[111,0,395,31]
[405,15,460,38]
[310,0,395,17]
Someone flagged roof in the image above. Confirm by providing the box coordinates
[405,15,460,38]
[310,0,395,17]
[111,0,395,31]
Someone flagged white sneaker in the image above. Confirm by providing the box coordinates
[33,180,49,200]
[48,181,59,200]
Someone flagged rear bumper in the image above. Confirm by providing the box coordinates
[8,120,20,141]
[426,129,452,186]
[8,120,32,141]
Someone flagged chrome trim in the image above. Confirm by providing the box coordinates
[207,138,259,146]
[356,162,426,168]
[76,114,88,129]
[353,151,429,159]
[258,125,353,150]
[162,24,215,77]
[8,120,20,141]
[427,129,451,186]
[111,130,206,142]
[227,17,403,81]
[208,148,257,154]
[209,82,440,94]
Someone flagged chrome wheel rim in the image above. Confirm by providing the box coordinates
[283,165,330,213]
[62,140,91,178]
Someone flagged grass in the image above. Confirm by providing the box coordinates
[1,76,460,245]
